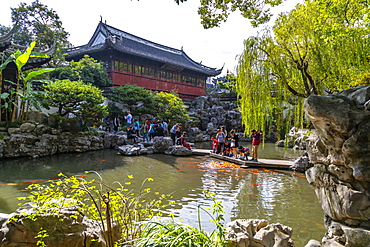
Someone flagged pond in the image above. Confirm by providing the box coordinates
[0,143,325,246]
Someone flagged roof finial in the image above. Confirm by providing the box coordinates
[100,15,102,22]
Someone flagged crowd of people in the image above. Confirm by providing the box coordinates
[101,112,261,156]
[101,112,192,150]
[211,127,261,162]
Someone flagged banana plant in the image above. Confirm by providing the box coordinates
[0,41,54,124]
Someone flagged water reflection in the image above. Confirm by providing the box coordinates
[0,144,324,246]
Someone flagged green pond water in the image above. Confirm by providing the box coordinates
[0,143,325,246]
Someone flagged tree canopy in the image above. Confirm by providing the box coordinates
[153,91,189,125]
[0,0,70,66]
[41,79,107,128]
[108,84,156,115]
[236,0,370,136]
[175,0,283,28]
[50,55,111,87]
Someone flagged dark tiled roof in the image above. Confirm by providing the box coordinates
[0,25,53,69]
[65,22,221,76]
[0,25,15,52]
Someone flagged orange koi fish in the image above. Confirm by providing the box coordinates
[251,183,263,186]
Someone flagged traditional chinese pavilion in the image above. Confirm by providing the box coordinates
[65,21,222,100]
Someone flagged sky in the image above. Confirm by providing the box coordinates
[0,0,298,76]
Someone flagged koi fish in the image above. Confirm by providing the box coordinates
[251,183,263,186]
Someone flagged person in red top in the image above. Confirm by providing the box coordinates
[211,137,219,153]
[251,129,261,162]
[179,132,191,150]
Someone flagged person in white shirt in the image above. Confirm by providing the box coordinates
[124,111,132,128]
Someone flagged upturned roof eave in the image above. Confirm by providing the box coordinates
[65,21,222,77]
[107,40,220,76]
[65,39,221,77]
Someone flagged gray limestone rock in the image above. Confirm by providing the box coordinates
[304,85,370,246]
[152,136,173,153]
[0,201,117,247]
[164,145,192,156]
[225,219,294,247]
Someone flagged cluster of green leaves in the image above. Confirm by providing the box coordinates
[15,174,228,247]
[50,55,111,87]
[236,0,370,137]
[108,84,156,115]
[137,221,217,246]
[108,84,189,125]
[41,79,107,128]
[175,0,283,28]
[153,91,190,125]
[136,190,227,246]
[0,41,54,125]
[1,0,70,66]
[217,74,237,93]
[15,173,168,246]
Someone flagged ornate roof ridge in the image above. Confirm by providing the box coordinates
[0,24,17,44]
[102,22,220,73]
[103,22,183,56]
[66,21,222,76]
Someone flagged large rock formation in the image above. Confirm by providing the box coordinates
[304,86,370,246]
[187,92,278,143]
[0,201,119,247]
[187,93,245,142]
[0,123,194,159]
[0,123,105,158]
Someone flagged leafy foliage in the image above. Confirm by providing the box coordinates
[153,91,189,125]
[236,0,370,136]
[0,41,54,124]
[2,0,70,66]
[175,0,283,28]
[217,74,237,93]
[108,84,156,115]
[41,79,107,128]
[15,174,227,247]
[50,55,111,87]
[15,173,170,247]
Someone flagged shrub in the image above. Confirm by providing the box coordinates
[41,79,108,128]
[14,173,170,247]
[14,174,227,246]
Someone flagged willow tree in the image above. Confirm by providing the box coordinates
[237,0,370,137]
